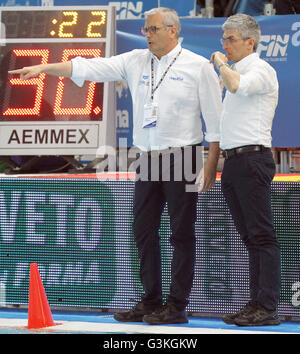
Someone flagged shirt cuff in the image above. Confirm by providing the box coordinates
[235,74,248,96]
[70,57,85,87]
[204,132,220,142]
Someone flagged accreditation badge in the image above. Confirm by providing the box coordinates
[143,102,158,128]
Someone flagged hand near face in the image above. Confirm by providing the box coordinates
[210,51,228,69]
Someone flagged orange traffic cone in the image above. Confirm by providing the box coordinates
[27,263,59,329]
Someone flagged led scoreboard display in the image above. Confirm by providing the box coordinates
[0,6,116,155]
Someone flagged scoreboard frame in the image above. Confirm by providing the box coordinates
[0,6,116,157]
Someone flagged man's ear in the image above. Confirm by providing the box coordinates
[247,37,256,51]
[170,25,178,38]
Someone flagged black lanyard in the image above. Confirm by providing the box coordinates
[150,49,182,101]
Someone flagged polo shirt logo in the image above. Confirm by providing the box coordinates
[139,75,150,86]
[169,76,184,81]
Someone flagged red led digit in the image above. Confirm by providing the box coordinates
[3,49,49,116]
[54,48,102,116]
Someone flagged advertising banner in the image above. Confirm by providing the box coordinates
[0,178,117,307]
[0,177,299,317]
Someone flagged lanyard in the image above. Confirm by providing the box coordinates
[150,49,182,101]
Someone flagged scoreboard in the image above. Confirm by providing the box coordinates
[0,6,116,156]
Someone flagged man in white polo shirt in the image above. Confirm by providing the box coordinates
[211,14,281,327]
[9,7,222,324]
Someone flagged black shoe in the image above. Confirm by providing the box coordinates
[222,301,256,325]
[234,304,280,327]
[143,304,188,325]
[114,302,157,322]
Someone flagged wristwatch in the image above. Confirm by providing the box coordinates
[218,62,229,70]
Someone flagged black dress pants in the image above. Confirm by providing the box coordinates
[221,149,281,311]
[133,146,200,310]
[275,0,300,14]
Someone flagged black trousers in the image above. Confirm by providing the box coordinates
[133,145,201,310]
[221,149,281,311]
[275,0,300,14]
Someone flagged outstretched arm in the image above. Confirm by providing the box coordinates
[8,61,72,80]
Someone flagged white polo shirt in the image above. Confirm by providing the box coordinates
[220,52,279,150]
[71,44,222,151]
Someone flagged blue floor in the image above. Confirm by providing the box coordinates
[0,308,299,334]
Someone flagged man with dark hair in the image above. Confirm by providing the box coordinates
[211,14,281,327]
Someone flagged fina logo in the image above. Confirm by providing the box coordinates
[257,22,300,61]
[108,1,143,19]
[257,34,289,58]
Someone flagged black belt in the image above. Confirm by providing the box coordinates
[222,145,270,160]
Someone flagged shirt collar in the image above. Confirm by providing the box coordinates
[235,52,259,72]
[151,43,182,63]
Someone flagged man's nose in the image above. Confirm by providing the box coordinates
[222,41,228,50]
